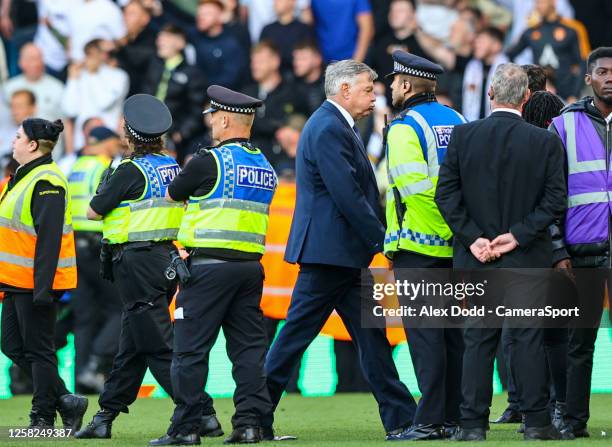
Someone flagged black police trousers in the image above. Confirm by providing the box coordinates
[98,243,214,415]
[394,251,464,425]
[169,260,273,435]
[1,292,70,419]
[72,232,121,377]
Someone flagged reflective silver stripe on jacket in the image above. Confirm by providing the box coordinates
[564,113,606,174]
[0,252,76,268]
[198,198,270,214]
[193,229,265,245]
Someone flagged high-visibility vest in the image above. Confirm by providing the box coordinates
[0,161,77,290]
[260,181,299,319]
[102,154,183,245]
[68,154,110,232]
[384,102,465,258]
[177,143,277,253]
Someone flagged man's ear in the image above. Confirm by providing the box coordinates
[488,85,494,101]
[404,79,412,95]
[585,72,592,87]
[341,82,351,99]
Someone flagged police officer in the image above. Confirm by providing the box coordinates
[383,51,466,441]
[68,127,122,392]
[0,118,88,429]
[150,86,276,446]
[76,95,222,439]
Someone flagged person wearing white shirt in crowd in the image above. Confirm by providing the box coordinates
[5,43,66,155]
[5,43,64,121]
[33,0,75,78]
[62,39,129,151]
[67,0,126,63]
[0,89,36,157]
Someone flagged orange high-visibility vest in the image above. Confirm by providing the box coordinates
[260,181,298,319]
[0,162,77,290]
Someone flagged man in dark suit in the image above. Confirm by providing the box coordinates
[263,60,417,441]
[435,63,567,441]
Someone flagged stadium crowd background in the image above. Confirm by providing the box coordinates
[1,0,612,399]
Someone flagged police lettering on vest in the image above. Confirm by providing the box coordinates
[237,165,276,190]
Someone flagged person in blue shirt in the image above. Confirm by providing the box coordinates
[310,0,374,63]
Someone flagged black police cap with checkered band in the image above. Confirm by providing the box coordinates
[203,85,263,115]
[386,50,444,80]
[124,94,172,143]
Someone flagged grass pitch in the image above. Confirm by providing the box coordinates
[0,393,610,446]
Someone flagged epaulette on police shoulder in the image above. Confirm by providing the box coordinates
[195,144,214,156]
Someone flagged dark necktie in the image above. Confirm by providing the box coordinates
[353,124,363,144]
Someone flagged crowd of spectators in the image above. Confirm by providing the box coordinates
[0,0,611,178]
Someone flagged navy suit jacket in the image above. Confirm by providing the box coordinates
[284,100,385,268]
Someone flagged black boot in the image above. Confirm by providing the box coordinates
[57,394,88,431]
[224,426,262,444]
[386,424,445,441]
[29,411,54,428]
[200,414,224,437]
[451,427,486,441]
[523,424,563,441]
[149,433,201,446]
[492,407,522,424]
[74,409,118,439]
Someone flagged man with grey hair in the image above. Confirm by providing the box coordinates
[263,59,418,440]
[435,63,567,441]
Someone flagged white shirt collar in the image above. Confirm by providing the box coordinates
[491,107,523,117]
[327,99,355,128]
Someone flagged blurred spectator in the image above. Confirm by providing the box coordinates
[0,0,38,77]
[506,0,587,102]
[62,39,129,151]
[274,113,306,178]
[221,0,251,53]
[370,0,426,99]
[115,0,158,95]
[31,0,71,80]
[142,24,207,164]
[370,0,391,41]
[4,43,64,122]
[243,40,302,168]
[191,0,247,90]
[260,0,314,74]
[0,89,35,156]
[293,39,324,114]
[462,27,509,121]
[67,0,126,63]
[461,1,511,31]
[522,63,547,92]
[310,0,374,63]
[241,0,311,43]
[503,0,575,45]
[570,0,612,50]
[416,0,459,41]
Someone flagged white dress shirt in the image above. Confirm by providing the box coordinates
[327,99,355,128]
[491,107,523,117]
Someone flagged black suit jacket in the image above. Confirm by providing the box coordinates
[435,111,567,268]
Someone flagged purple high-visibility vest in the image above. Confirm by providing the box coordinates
[552,111,610,246]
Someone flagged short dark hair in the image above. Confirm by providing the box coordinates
[587,47,612,73]
[160,24,187,41]
[84,39,103,54]
[522,91,565,129]
[252,39,280,57]
[294,38,321,54]
[479,26,505,45]
[522,64,547,92]
[11,89,36,106]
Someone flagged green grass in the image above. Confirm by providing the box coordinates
[0,393,610,446]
